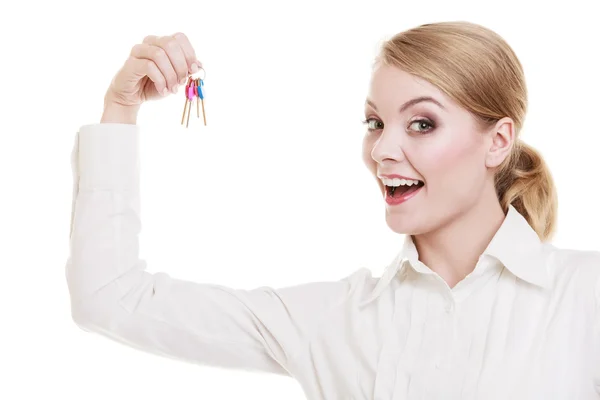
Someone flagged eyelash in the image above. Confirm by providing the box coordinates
[361,117,436,134]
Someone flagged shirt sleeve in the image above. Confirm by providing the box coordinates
[65,123,355,376]
[593,254,600,393]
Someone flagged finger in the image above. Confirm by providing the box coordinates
[139,58,169,96]
[145,35,189,86]
[131,43,178,93]
[171,32,202,73]
[124,56,169,96]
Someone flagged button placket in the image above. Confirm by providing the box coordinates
[433,292,456,374]
[393,283,430,397]
[371,287,402,399]
[444,296,455,314]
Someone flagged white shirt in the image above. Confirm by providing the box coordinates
[66,122,600,399]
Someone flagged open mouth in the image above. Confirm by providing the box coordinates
[386,181,425,198]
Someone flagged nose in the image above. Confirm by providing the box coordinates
[370,129,407,165]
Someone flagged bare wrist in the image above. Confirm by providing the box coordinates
[101,102,140,125]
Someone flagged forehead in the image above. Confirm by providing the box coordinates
[366,64,453,111]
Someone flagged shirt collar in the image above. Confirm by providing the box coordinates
[358,204,549,308]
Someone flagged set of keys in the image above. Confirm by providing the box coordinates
[181,67,206,128]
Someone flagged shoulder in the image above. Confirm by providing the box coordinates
[274,267,378,310]
[340,267,379,300]
[545,243,600,277]
[543,243,600,296]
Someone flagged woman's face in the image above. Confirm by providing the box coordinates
[362,64,506,235]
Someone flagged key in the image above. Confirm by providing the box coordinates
[181,77,193,125]
[186,83,195,128]
[195,78,200,119]
[198,78,206,126]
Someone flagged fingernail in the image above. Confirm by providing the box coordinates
[190,63,199,73]
[172,85,179,94]
[162,87,169,96]
[179,77,187,85]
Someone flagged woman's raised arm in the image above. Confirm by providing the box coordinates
[65,122,355,376]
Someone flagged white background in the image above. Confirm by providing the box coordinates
[1,0,599,398]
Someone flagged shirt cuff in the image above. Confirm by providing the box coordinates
[76,123,140,191]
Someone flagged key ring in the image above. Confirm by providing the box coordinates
[190,66,206,81]
[181,66,207,128]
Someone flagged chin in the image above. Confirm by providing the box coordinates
[384,214,421,235]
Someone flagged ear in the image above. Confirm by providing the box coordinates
[485,117,515,168]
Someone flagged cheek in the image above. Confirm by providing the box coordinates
[418,141,482,190]
[362,135,376,171]
[430,149,456,166]
[362,136,384,192]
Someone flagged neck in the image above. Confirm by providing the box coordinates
[412,187,506,289]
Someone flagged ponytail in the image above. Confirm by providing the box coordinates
[495,140,558,241]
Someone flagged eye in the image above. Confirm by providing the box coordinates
[361,118,383,132]
[408,118,435,134]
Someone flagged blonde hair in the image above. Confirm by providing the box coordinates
[376,21,557,241]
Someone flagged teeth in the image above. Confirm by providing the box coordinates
[381,178,422,187]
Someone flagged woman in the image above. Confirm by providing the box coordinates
[66,22,600,399]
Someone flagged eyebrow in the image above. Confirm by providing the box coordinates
[365,96,446,113]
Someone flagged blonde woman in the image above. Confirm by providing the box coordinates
[66,22,600,399]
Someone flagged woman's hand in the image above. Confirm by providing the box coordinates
[101,32,202,123]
